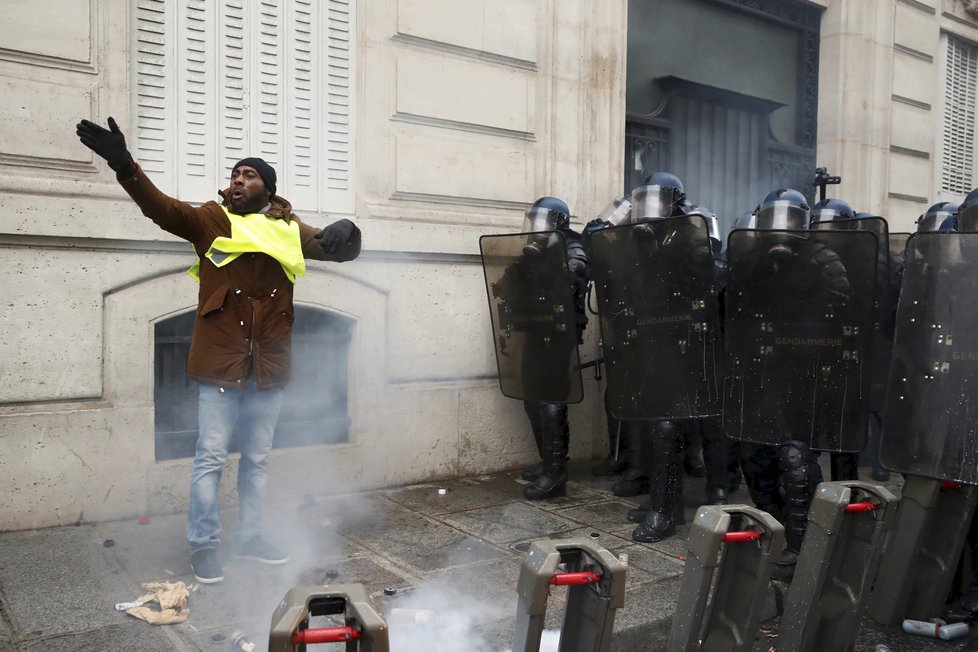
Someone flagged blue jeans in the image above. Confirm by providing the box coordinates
[187,381,285,552]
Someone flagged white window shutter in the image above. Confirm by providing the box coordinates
[133,0,173,190]
[255,0,283,172]
[177,0,217,200]
[133,0,355,213]
[220,0,248,181]
[284,0,318,209]
[942,35,978,195]
[324,0,355,213]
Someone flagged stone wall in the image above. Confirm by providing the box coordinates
[0,0,624,530]
[817,0,978,231]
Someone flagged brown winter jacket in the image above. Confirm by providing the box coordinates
[120,168,361,389]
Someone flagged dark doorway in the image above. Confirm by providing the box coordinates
[625,0,822,236]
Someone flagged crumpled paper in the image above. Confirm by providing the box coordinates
[119,581,190,625]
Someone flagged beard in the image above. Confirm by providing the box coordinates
[228,190,268,215]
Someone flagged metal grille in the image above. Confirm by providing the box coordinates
[626,97,815,239]
[624,118,671,196]
[153,306,352,460]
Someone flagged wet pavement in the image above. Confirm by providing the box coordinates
[0,463,976,651]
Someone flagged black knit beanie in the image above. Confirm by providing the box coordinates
[232,157,277,196]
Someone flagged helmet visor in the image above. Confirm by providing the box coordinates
[851,216,886,236]
[632,185,676,220]
[522,206,557,233]
[811,218,855,231]
[811,207,850,224]
[755,200,808,231]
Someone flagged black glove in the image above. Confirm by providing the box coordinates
[75,117,135,175]
[584,218,608,234]
[314,219,356,254]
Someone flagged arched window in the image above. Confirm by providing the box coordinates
[154,306,353,460]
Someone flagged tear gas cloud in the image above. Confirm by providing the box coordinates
[210,250,527,647]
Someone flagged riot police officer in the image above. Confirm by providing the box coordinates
[725,188,871,580]
[587,196,634,479]
[601,177,693,501]
[951,189,978,615]
[511,197,589,500]
[810,197,861,483]
[587,173,724,541]
[677,202,737,504]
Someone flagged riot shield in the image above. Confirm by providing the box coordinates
[722,229,878,451]
[814,217,893,410]
[881,232,978,483]
[590,216,721,420]
[480,231,583,403]
[889,232,911,259]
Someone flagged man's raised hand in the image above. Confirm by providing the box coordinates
[76,117,134,174]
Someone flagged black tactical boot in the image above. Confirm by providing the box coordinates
[523,473,566,500]
[632,421,684,543]
[524,403,568,501]
[632,465,683,542]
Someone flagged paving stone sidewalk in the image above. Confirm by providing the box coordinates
[0,465,975,651]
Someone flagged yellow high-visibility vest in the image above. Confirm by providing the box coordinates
[188,206,306,283]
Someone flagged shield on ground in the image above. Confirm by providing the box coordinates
[881,232,978,483]
[480,231,583,403]
[590,215,721,420]
[722,228,878,451]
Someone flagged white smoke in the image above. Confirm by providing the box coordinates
[387,581,561,652]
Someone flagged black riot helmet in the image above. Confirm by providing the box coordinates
[631,172,686,221]
[523,196,570,232]
[850,211,888,236]
[916,202,958,232]
[755,189,810,231]
[958,189,978,232]
[522,196,570,256]
[810,198,855,228]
